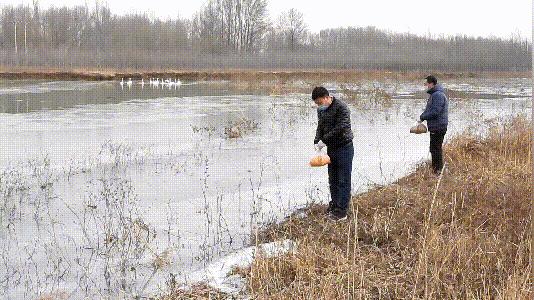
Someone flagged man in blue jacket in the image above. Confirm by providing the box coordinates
[419,75,449,175]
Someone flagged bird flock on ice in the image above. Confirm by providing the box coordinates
[119,77,182,90]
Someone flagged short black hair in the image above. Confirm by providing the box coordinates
[312,86,329,100]
[425,75,438,85]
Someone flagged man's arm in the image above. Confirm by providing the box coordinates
[420,93,445,121]
[314,112,323,144]
[322,103,351,143]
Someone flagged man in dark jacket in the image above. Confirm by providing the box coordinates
[419,75,449,175]
[312,87,354,221]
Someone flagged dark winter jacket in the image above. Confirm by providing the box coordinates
[314,97,354,149]
[420,84,449,132]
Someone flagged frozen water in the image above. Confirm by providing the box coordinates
[0,78,530,298]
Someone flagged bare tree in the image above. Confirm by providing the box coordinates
[191,0,268,53]
[278,8,307,52]
[0,2,530,71]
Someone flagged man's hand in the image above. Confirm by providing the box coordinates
[314,140,326,151]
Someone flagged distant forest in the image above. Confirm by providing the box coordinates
[0,0,531,71]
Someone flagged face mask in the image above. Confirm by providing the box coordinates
[317,104,329,112]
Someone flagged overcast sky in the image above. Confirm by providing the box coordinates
[3,0,532,39]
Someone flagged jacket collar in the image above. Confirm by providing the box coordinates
[427,84,444,95]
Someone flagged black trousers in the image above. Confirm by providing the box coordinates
[327,141,354,212]
[429,129,446,173]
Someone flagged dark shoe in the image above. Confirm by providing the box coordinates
[433,168,444,176]
[326,201,336,214]
[327,209,348,222]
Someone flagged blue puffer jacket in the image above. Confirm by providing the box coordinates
[420,84,448,131]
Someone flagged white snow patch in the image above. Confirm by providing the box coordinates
[181,239,296,295]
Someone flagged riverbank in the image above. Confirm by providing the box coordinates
[2,67,529,101]
[249,117,532,299]
[0,67,529,82]
[164,117,532,299]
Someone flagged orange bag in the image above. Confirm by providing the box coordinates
[410,123,428,134]
[309,152,331,167]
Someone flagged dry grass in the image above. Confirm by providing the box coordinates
[161,283,233,300]
[225,117,259,138]
[245,117,532,299]
[337,84,394,109]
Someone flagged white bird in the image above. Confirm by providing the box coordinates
[154,78,160,88]
[119,78,124,89]
[126,78,133,89]
[175,78,182,86]
[140,78,145,89]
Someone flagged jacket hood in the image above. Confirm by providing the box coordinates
[427,84,444,94]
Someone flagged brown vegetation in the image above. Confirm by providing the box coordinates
[224,117,259,139]
[161,284,232,300]
[243,117,532,299]
[0,67,528,82]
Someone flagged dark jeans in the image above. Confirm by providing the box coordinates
[327,141,354,213]
[430,129,446,173]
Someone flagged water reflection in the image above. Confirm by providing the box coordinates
[0,79,236,113]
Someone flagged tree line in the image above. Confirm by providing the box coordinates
[0,0,530,71]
